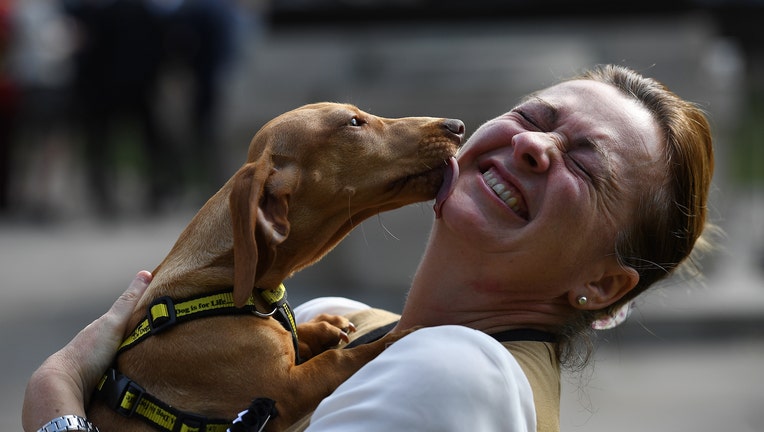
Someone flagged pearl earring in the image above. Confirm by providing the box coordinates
[577,296,588,306]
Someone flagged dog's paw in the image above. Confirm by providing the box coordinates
[307,313,357,336]
[296,314,356,360]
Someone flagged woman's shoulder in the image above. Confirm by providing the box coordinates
[397,325,524,366]
[392,326,533,389]
[307,325,537,432]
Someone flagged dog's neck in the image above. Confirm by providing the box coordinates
[133,185,356,329]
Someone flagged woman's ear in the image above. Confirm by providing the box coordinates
[570,262,639,310]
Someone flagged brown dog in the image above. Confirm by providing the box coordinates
[87,103,463,431]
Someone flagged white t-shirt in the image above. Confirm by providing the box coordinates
[305,325,536,431]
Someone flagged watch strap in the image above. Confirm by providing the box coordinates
[37,415,99,432]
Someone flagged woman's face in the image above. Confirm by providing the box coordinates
[439,79,663,295]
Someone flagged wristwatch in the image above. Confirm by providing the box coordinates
[37,415,100,432]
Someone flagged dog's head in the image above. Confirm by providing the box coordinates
[230,103,464,307]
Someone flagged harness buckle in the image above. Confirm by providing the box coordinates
[119,380,146,417]
[101,369,146,417]
[148,296,177,334]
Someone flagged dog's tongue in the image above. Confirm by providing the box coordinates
[433,157,459,219]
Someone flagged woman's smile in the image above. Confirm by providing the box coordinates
[481,167,529,220]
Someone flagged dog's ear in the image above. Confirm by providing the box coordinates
[229,147,291,308]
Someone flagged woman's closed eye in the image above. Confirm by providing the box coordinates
[566,153,591,178]
[516,110,542,131]
[566,146,612,189]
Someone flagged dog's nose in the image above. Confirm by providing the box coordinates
[443,119,465,139]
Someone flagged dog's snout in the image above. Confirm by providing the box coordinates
[443,119,465,139]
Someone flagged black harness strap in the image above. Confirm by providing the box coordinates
[96,368,233,432]
[489,328,557,343]
[344,321,398,349]
[344,321,557,348]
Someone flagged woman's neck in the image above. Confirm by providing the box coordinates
[395,224,571,334]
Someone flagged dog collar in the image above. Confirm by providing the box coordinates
[118,284,299,359]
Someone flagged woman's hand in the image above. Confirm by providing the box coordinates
[22,271,152,431]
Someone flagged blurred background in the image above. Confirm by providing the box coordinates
[2,0,763,431]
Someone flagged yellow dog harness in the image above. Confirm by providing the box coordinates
[94,285,296,432]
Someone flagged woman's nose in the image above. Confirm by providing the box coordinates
[511,131,555,173]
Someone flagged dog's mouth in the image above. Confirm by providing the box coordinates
[357,134,461,214]
[392,157,455,198]
[390,136,462,202]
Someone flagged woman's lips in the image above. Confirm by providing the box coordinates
[481,167,529,220]
[433,157,459,218]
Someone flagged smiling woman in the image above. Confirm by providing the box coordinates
[23,65,715,432]
[429,68,712,367]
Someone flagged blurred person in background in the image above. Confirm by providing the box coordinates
[160,0,238,199]
[2,0,244,219]
[22,64,715,432]
[0,0,18,213]
[1,0,76,218]
[65,0,172,217]
[64,0,239,216]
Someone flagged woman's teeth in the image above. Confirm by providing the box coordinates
[482,170,523,214]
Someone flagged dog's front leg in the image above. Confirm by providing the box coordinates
[264,328,417,431]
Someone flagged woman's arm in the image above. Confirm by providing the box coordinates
[22,271,152,432]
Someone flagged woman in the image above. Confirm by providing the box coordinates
[23,64,714,432]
